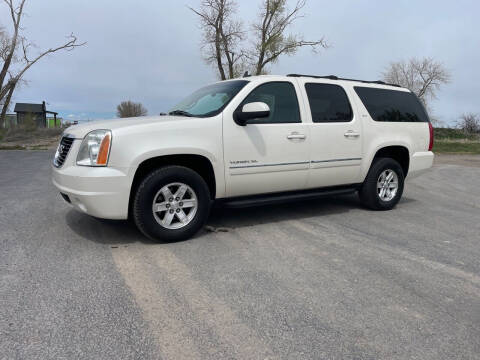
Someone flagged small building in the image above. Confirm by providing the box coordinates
[14,101,58,128]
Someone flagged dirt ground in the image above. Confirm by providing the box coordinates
[0,137,60,150]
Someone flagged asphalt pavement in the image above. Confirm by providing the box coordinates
[1,150,479,360]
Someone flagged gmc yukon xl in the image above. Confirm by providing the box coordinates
[52,74,434,241]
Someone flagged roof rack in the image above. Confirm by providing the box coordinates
[286,74,401,87]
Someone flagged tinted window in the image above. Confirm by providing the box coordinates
[171,80,248,117]
[240,82,300,124]
[305,83,352,123]
[354,87,429,122]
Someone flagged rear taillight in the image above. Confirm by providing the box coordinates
[428,122,434,151]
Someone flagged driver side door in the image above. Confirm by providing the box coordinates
[222,80,310,197]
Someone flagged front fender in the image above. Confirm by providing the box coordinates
[107,115,226,198]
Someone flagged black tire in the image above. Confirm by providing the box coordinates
[133,166,211,242]
[359,157,405,210]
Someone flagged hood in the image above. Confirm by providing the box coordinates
[64,115,194,138]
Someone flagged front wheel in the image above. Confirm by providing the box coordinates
[133,166,211,241]
[359,157,405,210]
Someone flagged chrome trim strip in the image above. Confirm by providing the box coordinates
[230,161,310,169]
[311,158,362,163]
[229,158,362,169]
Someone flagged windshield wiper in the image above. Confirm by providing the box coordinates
[169,110,193,117]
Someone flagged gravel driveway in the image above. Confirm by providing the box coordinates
[1,151,479,360]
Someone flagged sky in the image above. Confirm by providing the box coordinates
[1,0,479,126]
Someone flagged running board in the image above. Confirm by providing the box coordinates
[218,186,358,209]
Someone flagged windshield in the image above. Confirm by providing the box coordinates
[169,80,249,117]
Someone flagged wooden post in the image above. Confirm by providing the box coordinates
[54,113,57,127]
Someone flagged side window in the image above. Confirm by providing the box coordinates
[305,83,353,123]
[354,86,429,122]
[240,82,301,124]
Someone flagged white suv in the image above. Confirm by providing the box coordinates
[52,74,434,241]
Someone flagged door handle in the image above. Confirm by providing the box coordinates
[344,130,360,138]
[287,132,306,140]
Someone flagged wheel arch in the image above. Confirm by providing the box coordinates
[370,145,410,177]
[128,154,217,218]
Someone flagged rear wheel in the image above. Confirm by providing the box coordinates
[133,166,211,241]
[359,157,404,210]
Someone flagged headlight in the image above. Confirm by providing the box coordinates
[76,130,112,166]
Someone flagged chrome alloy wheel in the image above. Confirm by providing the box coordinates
[377,169,399,202]
[152,182,198,229]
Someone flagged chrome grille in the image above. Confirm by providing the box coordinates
[53,135,75,168]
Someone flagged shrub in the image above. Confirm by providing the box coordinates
[457,113,480,135]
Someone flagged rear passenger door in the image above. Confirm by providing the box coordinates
[298,80,363,188]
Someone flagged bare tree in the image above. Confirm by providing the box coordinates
[382,57,451,108]
[189,0,245,80]
[116,101,148,118]
[0,0,85,123]
[190,0,328,79]
[0,27,15,64]
[0,78,17,125]
[251,0,327,75]
[0,26,20,124]
[457,113,480,134]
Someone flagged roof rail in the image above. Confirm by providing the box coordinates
[286,74,401,87]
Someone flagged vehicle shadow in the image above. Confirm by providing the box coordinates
[65,194,416,244]
[65,209,151,245]
[207,194,416,229]
[208,194,361,229]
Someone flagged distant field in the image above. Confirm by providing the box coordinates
[433,141,480,154]
[433,128,480,154]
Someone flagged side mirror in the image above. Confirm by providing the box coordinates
[234,102,270,126]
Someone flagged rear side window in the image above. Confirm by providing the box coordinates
[305,83,353,123]
[354,86,429,122]
[240,82,301,124]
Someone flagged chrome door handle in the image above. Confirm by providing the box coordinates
[287,133,306,140]
[344,130,360,138]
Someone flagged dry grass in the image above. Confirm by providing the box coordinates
[433,140,480,154]
[433,128,480,154]
[0,126,63,150]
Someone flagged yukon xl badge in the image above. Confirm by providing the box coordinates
[230,160,259,165]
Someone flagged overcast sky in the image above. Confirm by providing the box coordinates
[1,0,479,125]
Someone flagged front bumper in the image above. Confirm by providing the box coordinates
[52,140,131,220]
